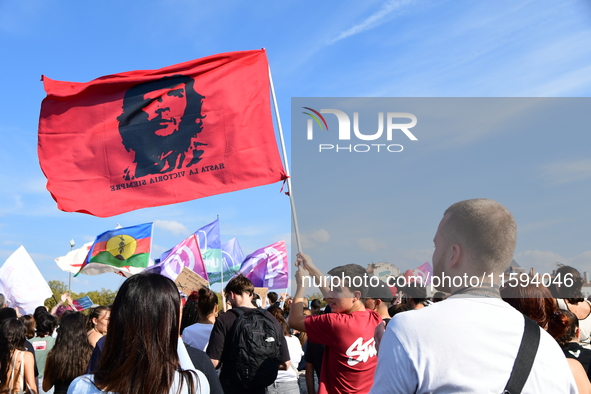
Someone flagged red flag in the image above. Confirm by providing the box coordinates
[38,49,287,217]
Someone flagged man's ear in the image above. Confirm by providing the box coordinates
[375,299,383,308]
[449,243,462,269]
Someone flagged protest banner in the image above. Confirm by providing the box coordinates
[254,287,269,308]
[175,267,210,296]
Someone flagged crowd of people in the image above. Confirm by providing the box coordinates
[0,198,590,393]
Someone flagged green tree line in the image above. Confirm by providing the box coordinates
[45,280,117,311]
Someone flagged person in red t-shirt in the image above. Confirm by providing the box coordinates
[288,253,382,394]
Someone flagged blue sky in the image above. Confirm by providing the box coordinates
[0,0,590,294]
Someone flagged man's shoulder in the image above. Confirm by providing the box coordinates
[393,296,514,320]
[221,307,279,327]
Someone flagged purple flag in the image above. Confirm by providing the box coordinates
[241,241,288,290]
[149,234,208,281]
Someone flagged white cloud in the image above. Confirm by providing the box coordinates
[154,220,190,236]
[301,229,331,249]
[540,159,591,185]
[327,0,416,44]
[356,237,387,253]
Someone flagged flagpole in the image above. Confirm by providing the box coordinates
[268,65,303,256]
[216,214,226,310]
[68,239,75,293]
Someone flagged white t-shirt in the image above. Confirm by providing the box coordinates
[370,296,578,394]
[274,335,304,383]
[183,323,215,351]
[67,370,209,394]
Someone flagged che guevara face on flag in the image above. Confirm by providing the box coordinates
[38,49,287,217]
[118,75,206,180]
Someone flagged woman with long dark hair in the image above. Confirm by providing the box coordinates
[180,292,200,335]
[43,312,93,394]
[67,273,208,394]
[0,318,38,394]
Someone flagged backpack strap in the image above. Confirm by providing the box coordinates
[502,316,541,394]
[229,307,245,318]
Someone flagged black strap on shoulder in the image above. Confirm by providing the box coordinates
[229,307,244,318]
[502,315,541,394]
[229,307,260,318]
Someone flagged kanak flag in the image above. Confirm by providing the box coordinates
[75,222,153,277]
[38,49,287,217]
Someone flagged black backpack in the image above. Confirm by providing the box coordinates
[225,307,281,390]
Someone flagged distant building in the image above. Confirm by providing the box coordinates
[367,262,401,283]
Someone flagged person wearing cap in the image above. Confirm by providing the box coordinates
[366,280,395,354]
[364,280,393,325]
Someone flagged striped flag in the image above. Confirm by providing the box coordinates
[75,223,153,277]
[72,296,94,311]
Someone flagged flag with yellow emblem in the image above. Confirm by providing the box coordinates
[75,223,153,277]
